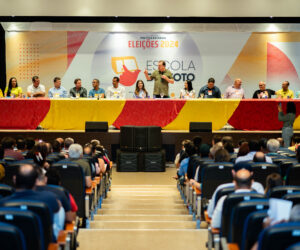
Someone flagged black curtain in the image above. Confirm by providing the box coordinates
[0,24,6,92]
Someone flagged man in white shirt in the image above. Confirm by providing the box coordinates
[27,76,46,97]
[106,77,126,99]
[211,167,253,228]
[224,78,245,99]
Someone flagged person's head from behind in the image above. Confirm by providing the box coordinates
[277,137,284,147]
[200,144,210,158]
[69,144,83,159]
[15,164,38,190]
[16,138,26,150]
[112,77,119,88]
[233,162,253,178]
[184,142,196,157]
[207,77,215,89]
[267,139,280,153]
[265,173,283,194]
[210,142,223,159]
[1,137,15,150]
[282,80,289,91]
[181,139,191,150]
[237,142,250,157]
[253,151,266,162]
[224,142,234,154]
[192,136,202,149]
[222,136,233,145]
[248,140,260,152]
[212,135,222,145]
[238,138,247,148]
[52,140,61,153]
[83,143,92,155]
[258,138,268,153]
[286,102,296,114]
[64,137,74,150]
[25,137,35,150]
[234,168,253,190]
[45,168,61,186]
[214,148,230,162]
[184,80,193,91]
[32,142,48,167]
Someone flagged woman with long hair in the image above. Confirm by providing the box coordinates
[4,77,22,98]
[278,102,296,147]
[180,80,195,99]
[133,80,149,98]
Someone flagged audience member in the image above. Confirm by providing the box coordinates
[1,137,24,161]
[264,173,283,195]
[224,78,245,99]
[48,77,68,98]
[198,77,221,98]
[235,140,272,163]
[214,148,231,162]
[69,78,87,98]
[174,139,190,168]
[106,77,126,99]
[222,136,233,145]
[278,101,296,147]
[224,142,235,154]
[200,144,210,158]
[16,137,27,156]
[253,151,266,162]
[211,168,253,228]
[258,138,268,154]
[62,137,74,155]
[25,137,35,151]
[266,139,281,156]
[88,78,105,98]
[180,80,195,99]
[252,81,275,99]
[193,136,202,155]
[276,81,294,99]
[212,135,222,146]
[4,77,22,98]
[27,76,46,97]
[210,142,223,159]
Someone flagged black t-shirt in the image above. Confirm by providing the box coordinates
[252,89,276,99]
[36,185,71,212]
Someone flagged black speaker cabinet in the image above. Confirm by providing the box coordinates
[120,126,135,152]
[85,121,108,132]
[142,150,166,172]
[134,126,148,152]
[147,126,162,152]
[189,122,212,132]
[116,150,138,172]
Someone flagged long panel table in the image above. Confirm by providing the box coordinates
[0,98,299,130]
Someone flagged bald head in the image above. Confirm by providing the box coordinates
[259,81,266,91]
[15,164,38,190]
[234,169,252,189]
[234,79,242,89]
[253,151,266,162]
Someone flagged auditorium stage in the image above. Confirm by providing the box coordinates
[0,129,297,161]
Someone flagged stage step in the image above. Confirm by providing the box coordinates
[94,214,194,221]
[97,208,189,215]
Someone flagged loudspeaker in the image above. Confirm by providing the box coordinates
[85,121,108,132]
[134,126,148,152]
[147,126,162,152]
[189,122,212,132]
[116,150,138,172]
[120,126,135,152]
[142,150,166,172]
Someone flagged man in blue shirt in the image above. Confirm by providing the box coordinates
[48,77,68,98]
[198,77,221,98]
[88,78,105,98]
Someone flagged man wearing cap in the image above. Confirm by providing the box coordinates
[205,162,264,219]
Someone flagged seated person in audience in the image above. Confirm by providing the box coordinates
[276,81,294,99]
[25,137,35,152]
[88,78,105,98]
[46,168,78,215]
[0,144,5,180]
[222,136,233,145]
[133,80,149,98]
[69,78,87,98]
[193,136,202,155]
[253,151,267,162]
[252,81,275,99]
[212,135,222,146]
[59,144,92,188]
[36,167,75,222]
[0,164,63,239]
[176,141,195,179]
[276,137,285,149]
[91,144,105,175]
[31,142,50,170]
[200,143,210,158]
[287,136,300,152]
[224,142,234,155]
[16,137,27,156]
[235,140,272,163]
[49,140,65,159]
[264,173,283,195]
[266,139,281,156]
[180,80,195,99]
[237,142,250,157]
[214,148,231,162]
[234,138,247,153]
[27,76,46,97]
[174,139,190,168]
[198,77,221,98]
[106,76,125,99]
[209,142,223,159]
[224,78,245,99]
[83,143,92,156]
[48,77,68,98]
[211,168,254,228]
[205,162,264,218]
[1,136,24,161]
[259,138,268,154]
[4,77,22,98]
[62,137,74,156]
